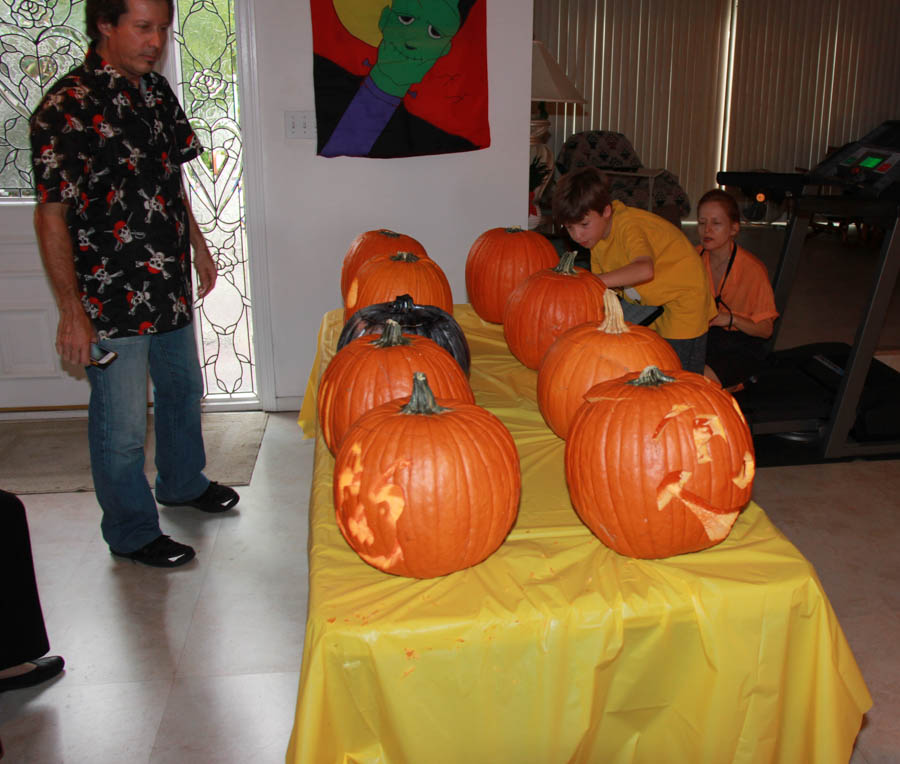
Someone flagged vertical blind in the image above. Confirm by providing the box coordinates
[727,0,900,175]
[533,0,900,216]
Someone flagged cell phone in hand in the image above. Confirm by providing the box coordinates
[90,343,118,368]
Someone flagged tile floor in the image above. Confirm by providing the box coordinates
[0,412,314,763]
[2,223,899,763]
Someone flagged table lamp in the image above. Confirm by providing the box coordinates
[530,40,585,228]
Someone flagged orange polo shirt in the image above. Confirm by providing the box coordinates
[698,244,779,327]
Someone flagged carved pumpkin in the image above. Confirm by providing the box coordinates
[337,294,470,375]
[465,226,559,323]
[537,289,682,438]
[318,320,473,455]
[334,372,521,578]
[345,251,453,322]
[503,251,607,369]
[565,366,755,559]
[341,229,428,302]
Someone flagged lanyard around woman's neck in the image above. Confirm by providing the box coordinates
[703,242,738,302]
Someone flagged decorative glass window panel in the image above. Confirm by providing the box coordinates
[0,0,89,197]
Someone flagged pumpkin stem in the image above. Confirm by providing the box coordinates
[390,251,420,263]
[504,226,525,233]
[627,365,677,387]
[599,288,629,335]
[552,251,580,275]
[378,229,401,238]
[372,319,411,347]
[392,294,416,310]
[401,372,451,415]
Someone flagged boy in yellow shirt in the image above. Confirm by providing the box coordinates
[552,167,716,373]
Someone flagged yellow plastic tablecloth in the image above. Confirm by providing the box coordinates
[289,305,871,764]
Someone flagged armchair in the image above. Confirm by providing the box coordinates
[553,130,691,228]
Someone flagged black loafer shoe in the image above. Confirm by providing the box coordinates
[111,534,196,567]
[158,481,239,513]
[0,656,65,693]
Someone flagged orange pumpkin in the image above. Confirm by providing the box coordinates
[537,288,682,438]
[345,251,453,322]
[317,320,473,454]
[465,226,559,323]
[565,366,755,559]
[341,229,428,303]
[503,251,607,369]
[333,372,521,578]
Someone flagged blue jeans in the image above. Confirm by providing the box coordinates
[86,324,209,553]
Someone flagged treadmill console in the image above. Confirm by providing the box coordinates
[808,121,900,197]
[717,121,900,201]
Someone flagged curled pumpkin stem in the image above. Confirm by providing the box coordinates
[372,319,411,347]
[599,288,628,335]
[402,372,451,415]
[628,365,677,387]
[504,226,524,233]
[552,250,580,275]
[378,229,401,238]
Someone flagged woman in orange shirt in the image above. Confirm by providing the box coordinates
[697,189,779,387]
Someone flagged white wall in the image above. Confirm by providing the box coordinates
[248,0,532,409]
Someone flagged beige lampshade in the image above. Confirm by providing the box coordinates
[531,40,585,103]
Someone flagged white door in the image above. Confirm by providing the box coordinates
[0,204,92,412]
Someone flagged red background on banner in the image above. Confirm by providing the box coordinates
[309,0,490,149]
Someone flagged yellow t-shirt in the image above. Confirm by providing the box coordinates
[590,201,717,339]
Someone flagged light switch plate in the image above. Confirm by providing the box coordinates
[285,110,316,140]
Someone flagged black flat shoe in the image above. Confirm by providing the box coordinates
[158,481,239,513]
[0,656,65,693]
[111,534,195,567]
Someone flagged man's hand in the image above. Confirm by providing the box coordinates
[194,244,217,298]
[183,189,216,298]
[56,305,97,367]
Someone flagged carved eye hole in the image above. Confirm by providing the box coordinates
[692,416,725,464]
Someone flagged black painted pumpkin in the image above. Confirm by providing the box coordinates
[337,294,471,375]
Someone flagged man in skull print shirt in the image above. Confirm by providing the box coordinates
[30,0,239,568]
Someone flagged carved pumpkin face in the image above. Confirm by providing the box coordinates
[333,372,521,578]
[565,366,755,559]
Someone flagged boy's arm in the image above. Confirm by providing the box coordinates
[596,256,654,288]
[33,202,95,367]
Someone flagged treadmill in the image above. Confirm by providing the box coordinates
[717,121,900,465]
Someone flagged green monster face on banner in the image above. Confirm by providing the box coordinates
[370,0,462,97]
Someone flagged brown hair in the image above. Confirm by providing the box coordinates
[552,167,612,226]
[86,0,175,42]
[697,189,741,224]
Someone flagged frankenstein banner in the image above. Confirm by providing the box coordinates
[311,0,490,158]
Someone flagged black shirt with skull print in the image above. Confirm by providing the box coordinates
[30,43,202,338]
